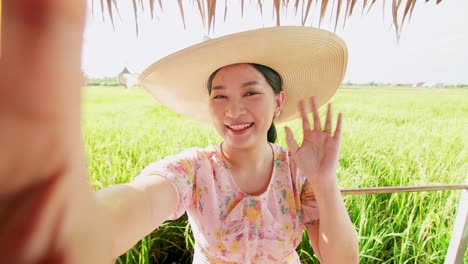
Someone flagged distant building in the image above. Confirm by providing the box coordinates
[413,82,425,87]
[422,82,445,88]
[117,67,139,89]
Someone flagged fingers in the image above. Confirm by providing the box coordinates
[0,0,90,260]
[334,113,343,142]
[324,103,332,133]
[310,96,321,131]
[1,0,86,119]
[299,96,327,132]
[1,0,86,120]
[298,96,338,136]
[0,0,87,194]
[284,126,299,155]
[0,2,112,263]
[299,100,311,133]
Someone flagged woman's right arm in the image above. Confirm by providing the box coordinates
[95,176,178,258]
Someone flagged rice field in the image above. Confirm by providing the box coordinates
[83,85,467,263]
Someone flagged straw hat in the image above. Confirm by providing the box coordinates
[139,26,348,124]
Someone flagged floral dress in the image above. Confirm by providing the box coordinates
[136,143,319,263]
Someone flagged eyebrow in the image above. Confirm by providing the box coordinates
[212,81,260,91]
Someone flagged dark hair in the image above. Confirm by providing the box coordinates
[207,63,283,143]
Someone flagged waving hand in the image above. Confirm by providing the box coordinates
[285,96,342,185]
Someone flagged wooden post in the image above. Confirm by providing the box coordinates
[340,184,468,195]
[444,176,468,264]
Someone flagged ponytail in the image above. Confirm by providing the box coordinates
[267,122,277,143]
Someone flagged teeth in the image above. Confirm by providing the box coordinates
[229,123,252,130]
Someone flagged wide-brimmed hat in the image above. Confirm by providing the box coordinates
[139,26,348,124]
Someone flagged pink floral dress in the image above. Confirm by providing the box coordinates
[136,143,319,263]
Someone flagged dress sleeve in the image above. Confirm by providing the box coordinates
[134,148,198,220]
[301,178,320,226]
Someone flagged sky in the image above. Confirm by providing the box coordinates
[81,0,468,85]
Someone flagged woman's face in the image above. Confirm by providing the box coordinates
[208,63,284,149]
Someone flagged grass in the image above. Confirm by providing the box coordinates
[83,86,467,263]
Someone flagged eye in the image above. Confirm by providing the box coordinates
[244,91,259,96]
[212,94,227,99]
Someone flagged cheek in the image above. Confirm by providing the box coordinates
[208,102,224,124]
[249,99,275,119]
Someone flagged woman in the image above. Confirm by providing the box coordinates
[0,1,357,262]
[97,27,359,263]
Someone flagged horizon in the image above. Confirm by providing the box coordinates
[84,75,468,87]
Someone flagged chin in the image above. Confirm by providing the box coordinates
[225,139,253,149]
[223,133,262,151]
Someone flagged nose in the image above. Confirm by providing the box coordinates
[225,98,245,118]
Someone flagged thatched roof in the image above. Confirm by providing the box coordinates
[93,0,443,38]
[120,67,131,75]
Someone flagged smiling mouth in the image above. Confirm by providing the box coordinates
[226,123,254,131]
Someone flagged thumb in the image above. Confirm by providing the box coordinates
[284,126,299,156]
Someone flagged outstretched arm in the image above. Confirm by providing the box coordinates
[96,176,178,257]
[285,97,359,263]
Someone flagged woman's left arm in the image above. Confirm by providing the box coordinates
[285,97,359,263]
[305,179,359,263]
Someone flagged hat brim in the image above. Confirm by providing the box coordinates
[139,26,348,124]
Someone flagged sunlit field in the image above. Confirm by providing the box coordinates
[83,85,467,263]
